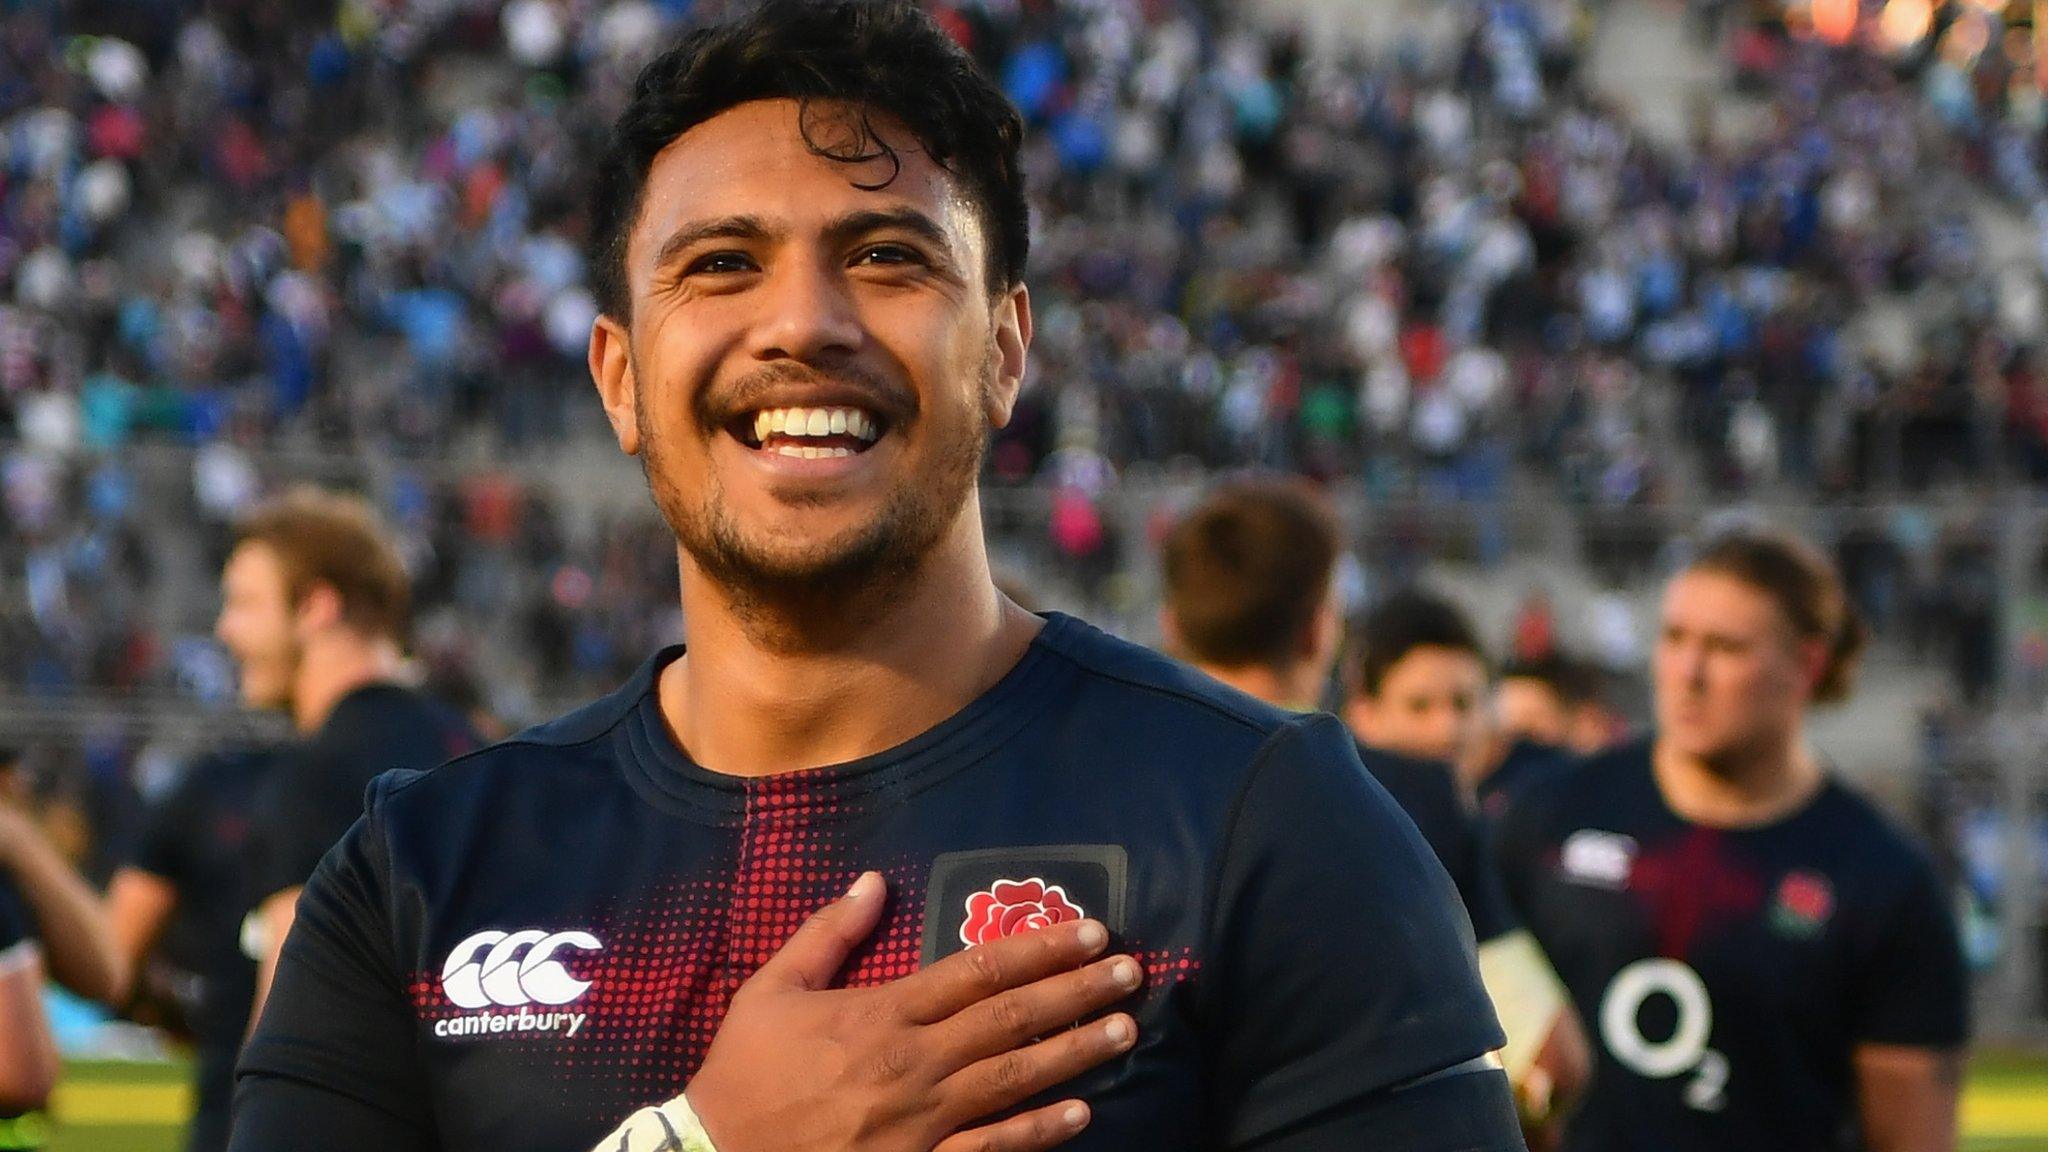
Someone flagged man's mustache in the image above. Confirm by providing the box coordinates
[696,363,917,427]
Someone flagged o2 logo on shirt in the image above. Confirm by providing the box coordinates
[1598,959,1728,1112]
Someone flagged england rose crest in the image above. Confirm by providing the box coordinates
[960,877,1084,947]
[1770,870,1836,937]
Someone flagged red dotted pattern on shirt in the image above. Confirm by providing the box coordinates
[406,773,1201,1125]
[1137,947,1201,985]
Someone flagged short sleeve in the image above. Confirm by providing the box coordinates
[130,774,198,882]
[1202,714,1519,1149]
[1848,851,1970,1049]
[232,778,436,1150]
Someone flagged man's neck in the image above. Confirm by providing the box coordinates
[292,635,407,734]
[1651,731,1824,829]
[1192,661,1318,712]
[659,518,1042,778]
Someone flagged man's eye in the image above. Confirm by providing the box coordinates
[856,244,921,267]
[688,252,756,275]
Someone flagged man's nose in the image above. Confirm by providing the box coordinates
[748,256,863,364]
[1431,708,1460,744]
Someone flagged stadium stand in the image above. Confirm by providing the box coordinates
[1,0,2047,1056]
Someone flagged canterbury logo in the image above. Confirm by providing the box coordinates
[440,929,602,1010]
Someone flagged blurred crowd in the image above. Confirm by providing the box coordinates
[0,447,687,718]
[7,2,2048,481]
[11,0,2048,858]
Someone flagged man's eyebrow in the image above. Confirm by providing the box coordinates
[823,208,954,253]
[651,215,774,271]
[649,209,958,272]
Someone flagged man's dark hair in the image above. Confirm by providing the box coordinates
[588,0,1030,321]
[1349,590,1487,699]
[1500,653,1603,708]
[1160,478,1340,669]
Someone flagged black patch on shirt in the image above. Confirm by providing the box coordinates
[920,844,1128,966]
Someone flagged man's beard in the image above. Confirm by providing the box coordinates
[638,350,995,633]
[247,633,305,714]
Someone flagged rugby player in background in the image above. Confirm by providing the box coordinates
[102,746,280,1152]
[0,877,57,1126]
[1480,655,1606,817]
[0,759,73,1151]
[1493,525,1967,1152]
[1157,480,1587,1148]
[0,745,123,1151]
[232,4,1522,1150]
[1343,589,1498,792]
[1343,595,1613,818]
[0,749,121,1010]
[1497,654,1618,759]
[0,879,57,1151]
[210,489,476,1025]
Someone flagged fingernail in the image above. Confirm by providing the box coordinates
[1062,1103,1089,1129]
[1111,958,1141,989]
[1104,1016,1132,1046]
[1076,921,1108,951]
[847,872,883,901]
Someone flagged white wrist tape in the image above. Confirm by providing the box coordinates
[0,939,38,977]
[1477,928,1569,1083]
[592,1093,720,1152]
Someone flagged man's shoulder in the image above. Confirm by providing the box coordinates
[165,745,279,805]
[1806,778,1945,892]
[1029,616,1371,822]
[316,684,477,769]
[364,661,658,821]
[1035,613,1300,742]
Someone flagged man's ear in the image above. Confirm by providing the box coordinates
[1798,635,1830,698]
[294,582,344,640]
[589,313,642,456]
[1342,695,1378,745]
[985,284,1032,430]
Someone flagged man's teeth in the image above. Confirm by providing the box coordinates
[771,445,856,459]
[749,406,879,445]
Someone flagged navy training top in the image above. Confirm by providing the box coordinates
[1494,739,1967,1152]
[234,614,1519,1151]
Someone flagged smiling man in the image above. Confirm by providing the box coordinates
[229,5,1520,1151]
